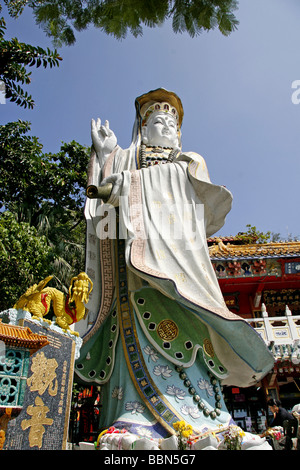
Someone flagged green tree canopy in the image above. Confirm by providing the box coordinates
[4,0,239,46]
[0,12,62,108]
[0,211,54,310]
[0,120,91,309]
[0,120,89,223]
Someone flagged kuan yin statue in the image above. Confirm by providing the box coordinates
[75,88,274,438]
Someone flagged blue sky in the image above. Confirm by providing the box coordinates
[2,0,300,240]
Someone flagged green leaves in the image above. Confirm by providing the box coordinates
[0,17,62,108]
[3,81,35,108]
[171,0,239,37]
[9,0,239,46]
[0,121,90,223]
[0,211,54,310]
[0,121,90,309]
[236,225,272,245]
[2,0,28,18]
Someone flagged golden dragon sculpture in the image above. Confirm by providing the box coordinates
[14,272,93,336]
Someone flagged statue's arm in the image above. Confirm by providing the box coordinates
[86,173,123,205]
[86,181,113,202]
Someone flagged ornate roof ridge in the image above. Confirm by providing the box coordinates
[207,235,300,244]
[0,320,49,353]
[209,239,300,259]
[207,235,239,242]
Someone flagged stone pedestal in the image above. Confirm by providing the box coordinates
[1,310,80,450]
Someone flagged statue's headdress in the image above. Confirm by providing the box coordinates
[132,88,184,147]
[135,88,184,129]
[141,101,180,128]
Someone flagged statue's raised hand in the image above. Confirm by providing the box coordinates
[91,118,117,157]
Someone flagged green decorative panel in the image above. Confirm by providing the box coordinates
[0,347,30,408]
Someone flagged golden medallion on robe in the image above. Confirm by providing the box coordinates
[157,319,179,341]
[203,338,214,358]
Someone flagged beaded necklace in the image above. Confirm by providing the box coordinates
[139,143,180,169]
[175,366,223,421]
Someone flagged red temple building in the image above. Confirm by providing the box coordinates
[208,237,300,432]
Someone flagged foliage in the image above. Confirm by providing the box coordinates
[171,0,239,37]
[0,121,89,222]
[3,0,239,46]
[2,0,28,18]
[235,224,271,244]
[0,13,62,108]
[235,225,299,244]
[271,231,299,242]
[0,211,53,310]
[0,120,90,309]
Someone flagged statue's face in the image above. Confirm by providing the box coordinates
[142,111,179,148]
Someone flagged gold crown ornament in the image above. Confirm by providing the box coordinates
[135,88,184,129]
[141,102,179,128]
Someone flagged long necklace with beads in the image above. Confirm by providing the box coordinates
[175,366,223,420]
[139,143,180,169]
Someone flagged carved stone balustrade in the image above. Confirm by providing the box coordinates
[245,305,300,364]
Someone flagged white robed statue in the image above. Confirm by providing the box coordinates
[75,88,273,439]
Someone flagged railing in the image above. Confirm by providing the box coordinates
[245,304,300,364]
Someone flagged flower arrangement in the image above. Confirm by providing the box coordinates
[172,420,193,450]
[222,425,245,450]
[95,426,128,449]
[261,426,284,441]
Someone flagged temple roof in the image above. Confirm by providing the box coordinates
[0,320,49,354]
[208,239,300,260]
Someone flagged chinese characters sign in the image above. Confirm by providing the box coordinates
[4,320,76,450]
[285,262,300,274]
